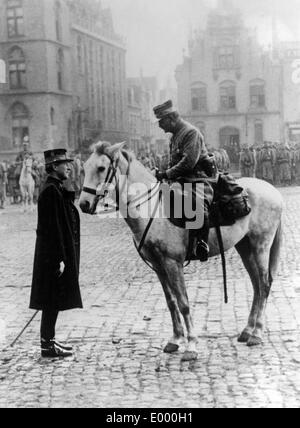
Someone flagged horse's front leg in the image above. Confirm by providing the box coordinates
[164,259,198,362]
[155,269,185,353]
[247,249,272,347]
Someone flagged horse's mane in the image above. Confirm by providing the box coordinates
[92,141,136,164]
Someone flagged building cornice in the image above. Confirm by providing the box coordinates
[185,110,281,119]
[0,91,72,98]
[72,25,126,51]
[0,39,70,49]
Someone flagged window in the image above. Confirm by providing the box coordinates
[191,84,207,111]
[11,102,29,148]
[254,120,263,144]
[219,46,234,69]
[55,1,62,41]
[250,81,266,108]
[220,82,236,109]
[8,46,26,89]
[7,0,24,37]
[57,49,64,90]
[50,107,55,126]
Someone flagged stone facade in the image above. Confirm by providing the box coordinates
[0,0,128,160]
[175,5,300,166]
[127,75,167,154]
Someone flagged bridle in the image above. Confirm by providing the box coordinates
[82,155,120,214]
[82,152,161,216]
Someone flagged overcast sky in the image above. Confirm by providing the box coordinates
[106,0,300,87]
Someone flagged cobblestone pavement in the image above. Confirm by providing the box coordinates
[0,187,300,409]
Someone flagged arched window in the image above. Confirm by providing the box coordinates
[250,79,266,108]
[7,0,24,38]
[8,46,26,89]
[191,82,207,111]
[55,1,62,41]
[57,48,64,90]
[254,119,264,144]
[11,102,29,148]
[220,81,236,109]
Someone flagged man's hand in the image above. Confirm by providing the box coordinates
[156,170,168,181]
[58,261,65,277]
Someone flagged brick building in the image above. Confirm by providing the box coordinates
[0,0,128,160]
[175,2,300,166]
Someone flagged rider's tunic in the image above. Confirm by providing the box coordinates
[165,120,214,211]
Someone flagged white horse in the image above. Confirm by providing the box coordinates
[79,142,284,362]
[19,157,35,212]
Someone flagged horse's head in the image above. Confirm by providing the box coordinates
[23,157,33,171]
[79,141,126,215]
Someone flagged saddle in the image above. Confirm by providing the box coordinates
[164,173,252,262]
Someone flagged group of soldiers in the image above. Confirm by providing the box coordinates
[0,141,85,209]
[240,141,300,186]
[2,137,298,210]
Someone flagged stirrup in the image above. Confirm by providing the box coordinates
[194,240,209,262]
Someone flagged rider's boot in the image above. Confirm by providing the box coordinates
[192,214,210,262]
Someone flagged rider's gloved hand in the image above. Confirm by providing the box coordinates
[156,170,168,181]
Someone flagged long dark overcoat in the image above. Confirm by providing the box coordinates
[29,176,83,311]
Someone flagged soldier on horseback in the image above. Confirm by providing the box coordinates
[15,136,33,182]
[153,100,215,262]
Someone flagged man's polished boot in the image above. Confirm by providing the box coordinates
[52,339,73,351]
[194,240,209,262]
[41,339,73,358]
[192,213,210,262]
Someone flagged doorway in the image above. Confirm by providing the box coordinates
[219,127,240,166]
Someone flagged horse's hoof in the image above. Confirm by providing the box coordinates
[181,351,198,362]
[238,331,252,343]
[163,343,179,354]
[247,335,262,347]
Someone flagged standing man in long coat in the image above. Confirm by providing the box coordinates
[153,100,215,262]
[30,149,82,358]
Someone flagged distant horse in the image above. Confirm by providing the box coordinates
[19,157,35,212]
[79,142,284,362]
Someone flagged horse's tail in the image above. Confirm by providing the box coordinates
[269,219,283,286]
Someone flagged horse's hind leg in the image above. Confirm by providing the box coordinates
[155,269,185,353]
[247,246,273,347]
[235,237,261,343]
[236,236,273,346]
